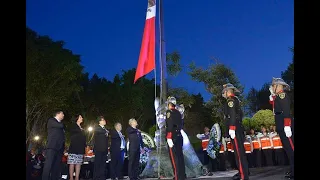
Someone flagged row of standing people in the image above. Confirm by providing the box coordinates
[92,117,144,180]
[219,79,294,180]
[41,111,144,180]
[218,127,289,170]
[197,125,288,175]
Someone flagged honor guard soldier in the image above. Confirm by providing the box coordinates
[269,78,294,179]
[222,83,249,180]
[166,98,186,180]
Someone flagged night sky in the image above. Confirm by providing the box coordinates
[26,0,293,101]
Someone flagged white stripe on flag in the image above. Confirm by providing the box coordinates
[146,5,156,19]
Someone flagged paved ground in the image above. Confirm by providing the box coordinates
[88,166,289,180]
[193,166,290,180]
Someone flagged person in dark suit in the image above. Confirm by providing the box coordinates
[93,116,109,180]
[110,122,127,180]
[42,110,65,180]
[68,114,87,180]
[126,118,144,180]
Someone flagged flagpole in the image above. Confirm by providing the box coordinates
[158,0,167,178]
[159,0,167,105]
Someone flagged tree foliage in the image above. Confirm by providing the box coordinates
[242,117,259,131]
[188,61,244,133]
[246,47,294,116]
[246,87,259,115]
[26,27,84,143]
[251,109,275,129]
[166,51,182,76]
[245,83,272,116]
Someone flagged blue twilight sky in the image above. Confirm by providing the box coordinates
[26,0,293,101]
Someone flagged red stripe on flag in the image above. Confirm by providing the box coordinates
[134,16,156,83]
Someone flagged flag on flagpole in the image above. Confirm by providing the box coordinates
[134,0,156,83]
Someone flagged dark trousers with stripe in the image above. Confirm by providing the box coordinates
[231,132,249,180]
[278,130,294,176]
[168,134,185,180]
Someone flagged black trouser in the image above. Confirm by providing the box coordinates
[93,151,108,180]
[252,149,261,167]
[217,153,226,171]
[274,148,285,166]
[278,130,294,176]
[202,151,217,172]
[168,134,185,180]
[203,150,209,165]
[262,149,274,166]
[246,153,254,168]
[26,162,32,180]
[128,148,140,180]
[227,151,237,169]
[42,149,63,180]
[110,149,125,179]
[231,131,249,180]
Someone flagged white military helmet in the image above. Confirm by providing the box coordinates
[271,77,290,91]
[221,83,240,94]
[167,96,177,105]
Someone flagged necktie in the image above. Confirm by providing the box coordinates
[118,131,125,149]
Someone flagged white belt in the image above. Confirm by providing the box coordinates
[262,146,271,149]
[273,146,283,149]
[245,151,251,153]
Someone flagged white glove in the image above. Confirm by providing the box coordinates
[197,134,204,139]
[269,86,275,95]
[284,126,292,137]
[167,139,174,148]
[269,95,274,101]
[229,129,235,139]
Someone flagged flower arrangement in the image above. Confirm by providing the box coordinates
[140,146,151,164]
